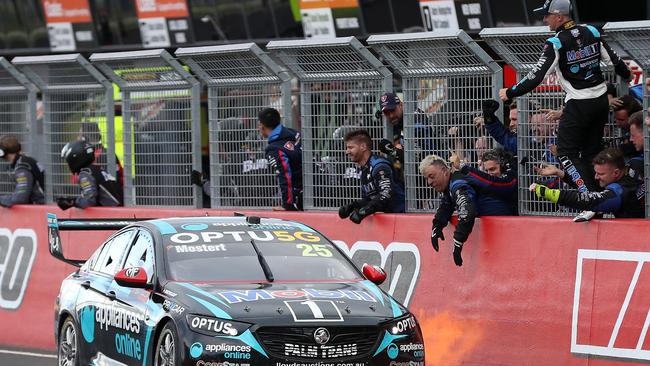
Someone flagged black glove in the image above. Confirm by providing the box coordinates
[191,170,205,187]
[374,109,383,121]
[338,203,356,219]
[481,99,500,124]
[453,239,464,267]
[431,225,444,252]
[379,139,398,158]
[349,204,377,225]
[56,197,75,211]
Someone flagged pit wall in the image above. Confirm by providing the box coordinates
[1,205,649,366]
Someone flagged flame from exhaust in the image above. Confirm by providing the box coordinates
[416,309,486,366]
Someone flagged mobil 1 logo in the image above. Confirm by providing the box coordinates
[0,229,37,310]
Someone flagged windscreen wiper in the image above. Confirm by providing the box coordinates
[250,239,274,282]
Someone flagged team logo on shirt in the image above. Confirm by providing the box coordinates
[284,142,295,151]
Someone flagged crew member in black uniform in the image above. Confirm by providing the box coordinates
[258,107,303,211]
[338,129,405,224]
[56,140,123,210]
[0,135,45,207]
[499,0,631,220]
[531,148,643,218]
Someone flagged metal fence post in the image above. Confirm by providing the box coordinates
[603,20,650,218]
[267,37,392,210]
[480,26,624,216]
[90,49,201,208]
[176,43,293,209]
[0,58,38,197]
[12,54,114,203]
[368,31,502,212]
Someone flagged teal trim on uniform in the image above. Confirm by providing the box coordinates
[586,25,600,38]
[360,280,385,305]
[149,220,177,235]
[188,294,232,320]
[372,330,407,357]
[224,329,269,358]
[47,213,58,227]
[141,326,153,366]
[177,282,231,308]
[547,37,562,50]
[389,298,403,317]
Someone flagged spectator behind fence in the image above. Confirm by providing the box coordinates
[627,111,646,206]
[612,95,642,158]
[0,135,45,207]
[530,147,643,218]
[339,129,405,224]
[479,100,517,155]
[499,0,631,221]
[56,140,123,210]
[257,107,303,211]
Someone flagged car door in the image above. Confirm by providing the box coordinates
[109,228,156,365]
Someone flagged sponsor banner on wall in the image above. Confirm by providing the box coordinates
[41,0,96,51]
[134,0,193,48]
[419,0,491,32]
[299,0,363,39]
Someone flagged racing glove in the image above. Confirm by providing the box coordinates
[56,197,75,211]
[482,99,500,124]
[379,139,399,158]
[349,203,378,225]
[453,239,464,267]
[338,202,357,219]
[532,183,560,204]
[431,224,444,252]
[191,170,206,187]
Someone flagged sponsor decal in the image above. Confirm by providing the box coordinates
[399,343,424,359]
[218,289,376,304]
[196,362,250,366]
[242,158,268,173]
[566,43,599,62]
[168,231,321,244]
[0,228,37,310]
[163,299,185,315]
[389,362,423,366]
[190,342,203,359]
[189,315,238,336]
[80,306,95,343]
[387,343,399,359]
[391,315,417,334]
[115,331,142,360]
[285,300,343,322]
[95,304,143,334]
[275,363,366,366]
[284,343,358,359]
[163,288,177,297]
[173,243,227,253]
[125,267,140,278]
[204,344,251,353]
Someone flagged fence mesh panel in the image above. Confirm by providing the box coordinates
[268,37,391,210]
[369,31,501,212]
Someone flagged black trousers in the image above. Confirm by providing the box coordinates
[556,93,609,193]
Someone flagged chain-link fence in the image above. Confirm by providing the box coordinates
[0,58,38,196]
[90,49,201,208]
[604,20,650,218]
[267,37,392,210]
[12,54,113,203]
[176,43,292,209]
[369,31,501,212]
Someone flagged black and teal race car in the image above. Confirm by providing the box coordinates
[48,214,425,366]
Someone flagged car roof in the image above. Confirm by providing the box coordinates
[140,216,317,234]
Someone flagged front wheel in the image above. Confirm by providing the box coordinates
[155,322,181,366]
[58,317,79,366]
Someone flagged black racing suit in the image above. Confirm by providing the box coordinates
[459,165,518,216]
[505,21,631,193]
[353,155,405,214]
[628,154,645,208]
[556,175,643,218]
[0,155,45,207]
[265,124,303,211]
[73,165,123,208]
[433,172,478,245]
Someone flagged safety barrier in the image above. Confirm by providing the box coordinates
[603,20,650,217]
[12,54,114,202]
[368,31,501,212]
[0,57,37,196]
[1,205,650,366]
[267,37,392,210]
[176,43,292,209]
[90,49,201,207]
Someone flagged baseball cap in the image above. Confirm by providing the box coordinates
[380,92,401,111]
[533,0,572,15]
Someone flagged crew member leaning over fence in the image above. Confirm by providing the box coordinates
[0,135,45,207]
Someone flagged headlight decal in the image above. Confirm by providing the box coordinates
[372,330,407,357]
[360,280,385,305]
[188,294,232,320]
[223,329,269,359]
[176,282,231,308]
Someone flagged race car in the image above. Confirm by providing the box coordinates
[48,213,425,366]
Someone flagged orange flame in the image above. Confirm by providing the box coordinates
[416,309,486,366]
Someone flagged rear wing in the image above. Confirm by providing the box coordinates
[47,213,148,267]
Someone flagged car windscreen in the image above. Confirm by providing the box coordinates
[163,225,361,282]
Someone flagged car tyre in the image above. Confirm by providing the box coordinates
[155,322,181,366]
[58,317,80,366]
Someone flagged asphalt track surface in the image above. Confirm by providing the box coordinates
[0,348,57,366]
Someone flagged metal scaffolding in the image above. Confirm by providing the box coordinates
[12,54,114,203]
[369,30,502,212]
[267,37,392,210]
[176,43,292,209]
[90,49,201,208]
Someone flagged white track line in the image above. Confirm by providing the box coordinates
[0,349,57,358]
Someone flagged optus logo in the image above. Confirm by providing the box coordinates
[0,228,37,310]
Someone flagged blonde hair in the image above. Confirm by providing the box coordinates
[419,154,449,175]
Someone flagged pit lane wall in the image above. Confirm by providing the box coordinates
[2,205,650,365]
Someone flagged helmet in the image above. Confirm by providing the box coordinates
[61,140,95,173]
[0,135,21,158]
[534,0,572,15]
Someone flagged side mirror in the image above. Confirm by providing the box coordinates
[115,267,148,288]
[362,263,387,285]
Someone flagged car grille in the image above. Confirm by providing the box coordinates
[256,326,379,360]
